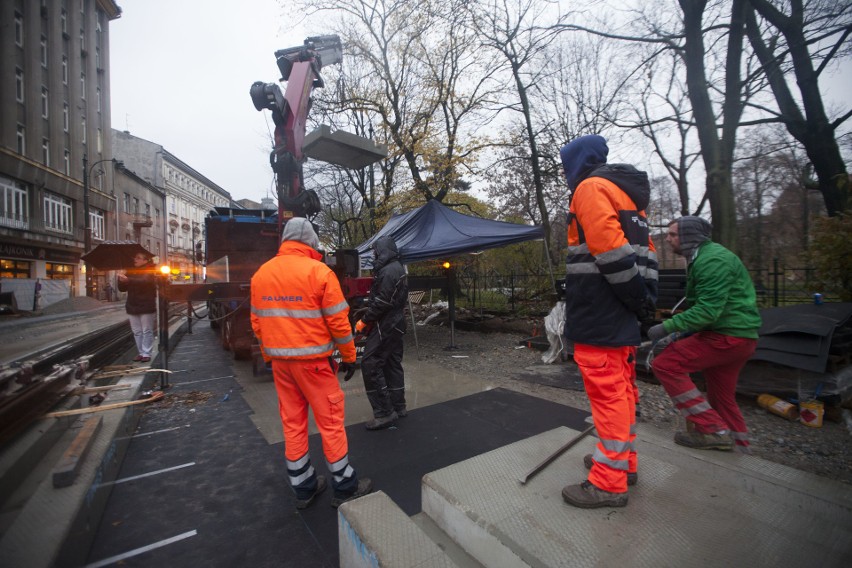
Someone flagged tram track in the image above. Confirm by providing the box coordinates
[0,320,135,447]
[0,305,188,448]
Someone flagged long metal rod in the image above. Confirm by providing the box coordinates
[519,425,595,485]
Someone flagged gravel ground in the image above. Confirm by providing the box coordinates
[406,317,852,486]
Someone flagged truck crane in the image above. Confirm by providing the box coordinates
[168,35,385,364]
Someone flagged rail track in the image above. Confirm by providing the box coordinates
[0,320,135,446]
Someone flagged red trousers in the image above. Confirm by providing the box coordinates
[574,344,635,494]
[651,332,756,450]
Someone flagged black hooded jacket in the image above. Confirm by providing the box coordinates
[363,236,408,335]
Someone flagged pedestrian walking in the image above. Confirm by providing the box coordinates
[117,252,157,363]
[250,217,373,509]
[356,236,409,430]
[559,134,658,509]
[647,216,761,452]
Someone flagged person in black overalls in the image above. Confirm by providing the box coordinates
[355,236,409,430]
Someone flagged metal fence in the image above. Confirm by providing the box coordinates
[410,259,836,316]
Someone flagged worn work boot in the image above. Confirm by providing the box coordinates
[562,480,628,509]
[674,430,734,451]
[583,454,637,486]
[330,478,374,508]
[295,475,327,510]
[365,411,398,430]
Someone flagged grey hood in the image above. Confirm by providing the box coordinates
[675,216,712,260]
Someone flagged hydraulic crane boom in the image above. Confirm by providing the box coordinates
[249,35,343,221]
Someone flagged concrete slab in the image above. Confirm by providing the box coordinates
[303,124,387,169]
[338,491,459,568]
[422,426,852,568]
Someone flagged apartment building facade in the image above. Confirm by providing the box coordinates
[111,129,232,282]
[0,0,121,299]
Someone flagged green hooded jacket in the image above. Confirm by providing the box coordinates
[663,240,762,338]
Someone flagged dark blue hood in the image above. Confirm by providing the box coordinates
[560,135,609,191]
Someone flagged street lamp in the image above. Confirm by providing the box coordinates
[83,153,123,297]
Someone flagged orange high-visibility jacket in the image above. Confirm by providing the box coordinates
[565,172,657,346]
[250,241,356,363]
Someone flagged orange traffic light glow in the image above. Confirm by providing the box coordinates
[442,261,451,269]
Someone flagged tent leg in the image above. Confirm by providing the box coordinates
[408,296,420,359]
[543,239,556,292]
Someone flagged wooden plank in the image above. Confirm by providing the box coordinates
[90,368,172,380]
[52,416,103,488]
[70,384,133,395]
[43,391,165,418]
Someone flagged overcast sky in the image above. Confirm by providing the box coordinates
[110,0,306,203]
[110,1,851,207]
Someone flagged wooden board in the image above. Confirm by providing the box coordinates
[43,391,165,418]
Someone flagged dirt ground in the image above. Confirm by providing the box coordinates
[407,312,852,486]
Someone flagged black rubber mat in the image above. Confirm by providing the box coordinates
[299,387,590,566]
[85,325,589,568]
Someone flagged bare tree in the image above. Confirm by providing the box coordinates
[744,0,852,215]
[464,0,574,249]
[294,0,502,212]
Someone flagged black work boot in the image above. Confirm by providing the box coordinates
[294,475,327,510]
[365,411,398,430]
[583,454,637,486]
[330,478,374,508]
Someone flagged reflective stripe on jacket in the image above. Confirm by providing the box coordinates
[250,241,356,362]
[565,175,657,346]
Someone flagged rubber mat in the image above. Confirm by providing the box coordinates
[298,387,590,566]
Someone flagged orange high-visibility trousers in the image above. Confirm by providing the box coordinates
[573,343,634,493]
[272,358,349,464]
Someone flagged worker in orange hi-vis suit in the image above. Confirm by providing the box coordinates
[559,135,658,509]
[250,217,373,510]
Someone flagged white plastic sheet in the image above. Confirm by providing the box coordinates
[542,301,566,364]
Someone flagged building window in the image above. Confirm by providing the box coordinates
[81,118,86,144]
[63,103,69,132]
[15,13,23,46]
[41,36,48,67]
[96,128,102,153]
[80,72,86,99]
[64,150,71,175]
[42,88,49,118]
[133,197,139,215]
[0,176,29,229]
[61,9,67,34]
[80,29,85,52]
[0,260,31,279]
[46,263,74,280]
[43,193,73,234]
[42,139,50,166]
[16,125,25,154]
[96,88,101,112]
[16,69,24,102]
[62,56,68,84]
[155,208,161,227]
[124,193,131,214]
[95,47,101,69]
[90,209,106,241]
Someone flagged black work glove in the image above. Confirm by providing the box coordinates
[635,297,656,326]
[647,324,668,342]
[338,361,357,382]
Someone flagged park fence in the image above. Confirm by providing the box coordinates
[408,258,835,317]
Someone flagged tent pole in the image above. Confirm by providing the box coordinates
[542,238,557,292]
[405,267,421,359]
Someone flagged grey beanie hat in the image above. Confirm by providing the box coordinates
[281,217,320,250]
[674,216,712,260]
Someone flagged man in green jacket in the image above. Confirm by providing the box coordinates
[648,216,761,452]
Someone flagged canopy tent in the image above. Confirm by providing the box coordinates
[355,199,547,350]
[356,199,544,267]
